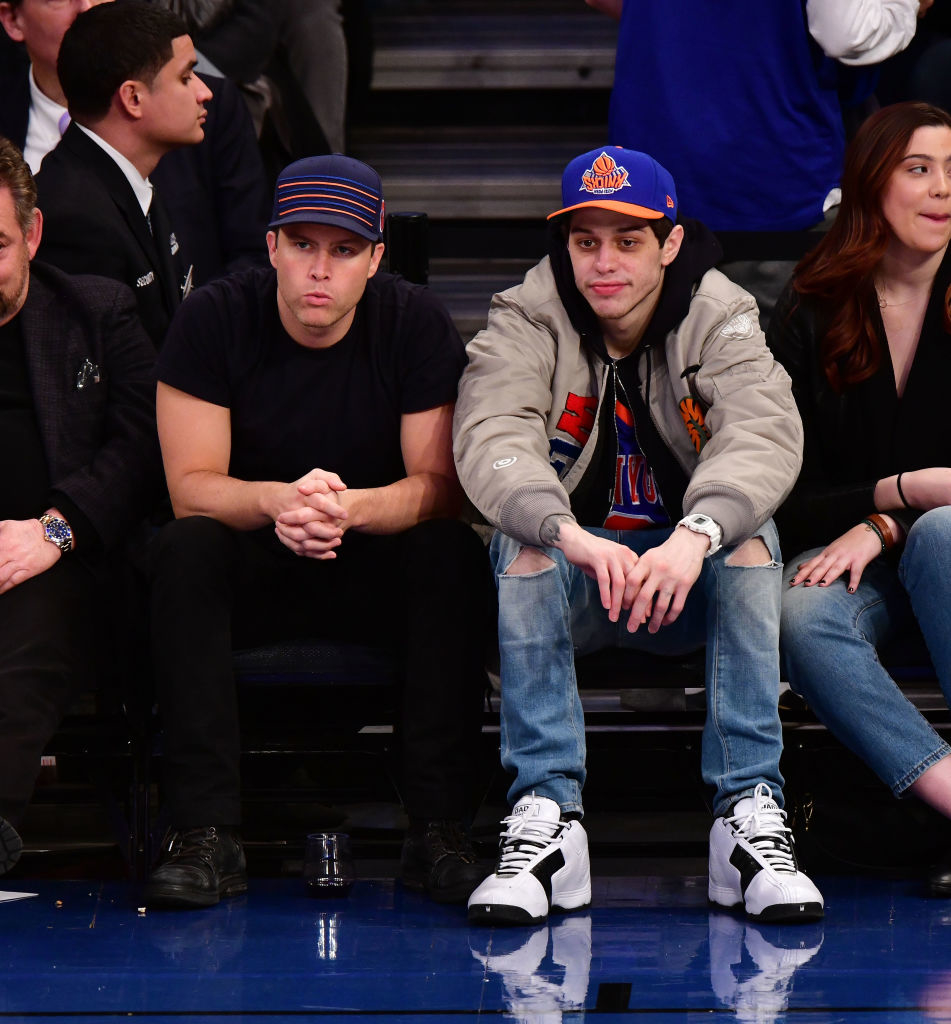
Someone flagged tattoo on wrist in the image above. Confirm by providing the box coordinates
[540,514,573,547]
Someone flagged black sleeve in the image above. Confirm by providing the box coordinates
[766,285,879,555]
[396,285,467,415]
[156,284,234,408]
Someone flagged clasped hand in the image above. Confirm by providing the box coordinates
[273,468,350,559]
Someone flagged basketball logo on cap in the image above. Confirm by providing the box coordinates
[579,152,631,196]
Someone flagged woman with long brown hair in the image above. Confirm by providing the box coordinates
[767,101,951,893]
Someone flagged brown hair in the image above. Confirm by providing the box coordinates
[0,135,37,236]
[793,101,951,392]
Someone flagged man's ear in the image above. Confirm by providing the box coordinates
[117,79,145,119]
[660,223,685,268]
[0,3,25,44]
[266,229,279,269]
[25,207,42,260]
[367,241,385,279]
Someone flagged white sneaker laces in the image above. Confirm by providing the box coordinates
[727,783,797,875]
[495,805,563,878]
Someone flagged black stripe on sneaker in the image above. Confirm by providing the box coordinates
[729,844,762,896]
[531,848,565,903]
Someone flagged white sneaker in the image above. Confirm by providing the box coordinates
[468,794,591,926]
[708,783,824,922]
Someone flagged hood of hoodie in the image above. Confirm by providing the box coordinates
[546,216,724,361]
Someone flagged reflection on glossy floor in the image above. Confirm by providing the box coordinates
[2,873,950,1021]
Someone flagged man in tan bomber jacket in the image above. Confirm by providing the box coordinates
[454,146,823,927]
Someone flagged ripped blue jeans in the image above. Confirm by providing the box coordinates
[490,520,785,818]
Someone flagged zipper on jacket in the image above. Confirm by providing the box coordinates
[637,342,691,473]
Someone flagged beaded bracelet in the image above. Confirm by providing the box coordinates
[896,472,911,509]
[862,518,886,554]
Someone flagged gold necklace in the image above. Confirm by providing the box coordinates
[875,283,917,309]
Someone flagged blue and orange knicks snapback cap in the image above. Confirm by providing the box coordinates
[269,154,385,242]
[548,147,677,222]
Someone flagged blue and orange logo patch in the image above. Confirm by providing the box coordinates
[579,152,631,196]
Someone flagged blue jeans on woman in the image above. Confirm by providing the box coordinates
[490,520,786,819]
[780,506,951,796]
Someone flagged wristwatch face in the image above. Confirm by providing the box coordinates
[678,514,722,554]
[41,516,71,553]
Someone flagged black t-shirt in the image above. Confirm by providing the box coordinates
[0,315,51,520]
[156,268,465,488]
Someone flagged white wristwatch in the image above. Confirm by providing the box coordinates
[677,513,722,556]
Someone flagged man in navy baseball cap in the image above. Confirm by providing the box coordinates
[456,145,822,927]
[144,152,492,910]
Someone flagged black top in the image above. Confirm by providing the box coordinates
[766,244,951,555]
[157,268,466,488]
[0,316,50,520]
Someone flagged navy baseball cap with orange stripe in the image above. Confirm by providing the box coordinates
[548,146,677,222]
[269,154,385,242]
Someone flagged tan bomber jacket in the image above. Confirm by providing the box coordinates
[452,256,803,549]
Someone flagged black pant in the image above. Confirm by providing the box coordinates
[0,558,103,825]
[149,516,492,827]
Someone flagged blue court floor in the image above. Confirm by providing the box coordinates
[1,872,950,1022]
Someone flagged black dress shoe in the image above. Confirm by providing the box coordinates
[400,819,487,904]
[0,816,22,876]
[145,826,247,909]
[929,858,951,897]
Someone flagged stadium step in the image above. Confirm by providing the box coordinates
[350,0,615,335]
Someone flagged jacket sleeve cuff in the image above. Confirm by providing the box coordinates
[47,492,102,556]
[499,483,576,547]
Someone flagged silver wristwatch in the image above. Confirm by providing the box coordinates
[39,514,73,555]
[676,513,722,556]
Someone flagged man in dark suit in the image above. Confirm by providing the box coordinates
[0,0,270,285]
[33,1,213,347]
[0,135,160,872]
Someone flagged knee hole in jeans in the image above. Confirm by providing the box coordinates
[503,547,556,576]
[725,535,776,568]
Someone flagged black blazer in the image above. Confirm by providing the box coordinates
[22,261,162,552]
[35,123,185,347]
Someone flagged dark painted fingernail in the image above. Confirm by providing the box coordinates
[847,586,855,593]
[819,579,827,585]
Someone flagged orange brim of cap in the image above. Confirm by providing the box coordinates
[547,199,665,221]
